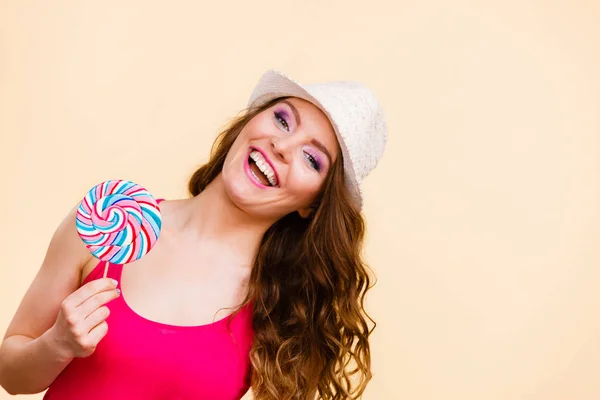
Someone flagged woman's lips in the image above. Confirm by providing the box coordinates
[244,150,273,189]
[249,146,280,186]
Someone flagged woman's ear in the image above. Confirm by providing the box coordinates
[297,206,314,219]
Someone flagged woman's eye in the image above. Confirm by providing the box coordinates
[274,111,290,132]
[305,152,321,172]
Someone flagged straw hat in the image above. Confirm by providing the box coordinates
[247,69,388,210]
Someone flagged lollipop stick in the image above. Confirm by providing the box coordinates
[103,262,109,278]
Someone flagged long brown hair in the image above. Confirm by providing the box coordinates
[188,97,376,399]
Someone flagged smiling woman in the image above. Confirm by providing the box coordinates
[0,69,387,400]
[219,95,341,221]
[185,70,388,399]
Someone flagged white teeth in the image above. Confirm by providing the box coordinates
[249,150,278,186]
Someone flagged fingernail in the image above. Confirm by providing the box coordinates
[112,279,118,286]
[116,289,121,295]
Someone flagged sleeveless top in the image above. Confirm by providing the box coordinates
[43,199,255,400]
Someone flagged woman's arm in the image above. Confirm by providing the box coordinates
[0,204,108,394]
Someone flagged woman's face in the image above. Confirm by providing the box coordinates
[222,97,340,220]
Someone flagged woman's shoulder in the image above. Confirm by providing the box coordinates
[154,197,198,230]
[2,203,93,341]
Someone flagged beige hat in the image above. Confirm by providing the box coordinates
[247,69,388,210]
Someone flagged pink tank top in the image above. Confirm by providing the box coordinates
[43,199,254,400]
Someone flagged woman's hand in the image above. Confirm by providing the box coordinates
[47,277,120,361]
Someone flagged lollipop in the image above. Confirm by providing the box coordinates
[76,180,162,278]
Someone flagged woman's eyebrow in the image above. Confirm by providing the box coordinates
[311,139,332,166]
[281,99,301,126]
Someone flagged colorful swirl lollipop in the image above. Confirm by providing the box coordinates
[76,180,162,276]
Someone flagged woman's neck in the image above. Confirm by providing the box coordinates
[175,174,273,265]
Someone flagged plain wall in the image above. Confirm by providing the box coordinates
[1,1,599,399]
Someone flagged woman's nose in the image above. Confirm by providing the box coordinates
[270,135,297,164]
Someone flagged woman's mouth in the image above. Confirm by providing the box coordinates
[244,149,279,188]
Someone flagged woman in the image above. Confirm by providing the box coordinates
[0,69,388,399]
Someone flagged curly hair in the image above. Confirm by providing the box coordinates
[187,97,376,399]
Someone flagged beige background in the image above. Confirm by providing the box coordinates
[1,1,599,399]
